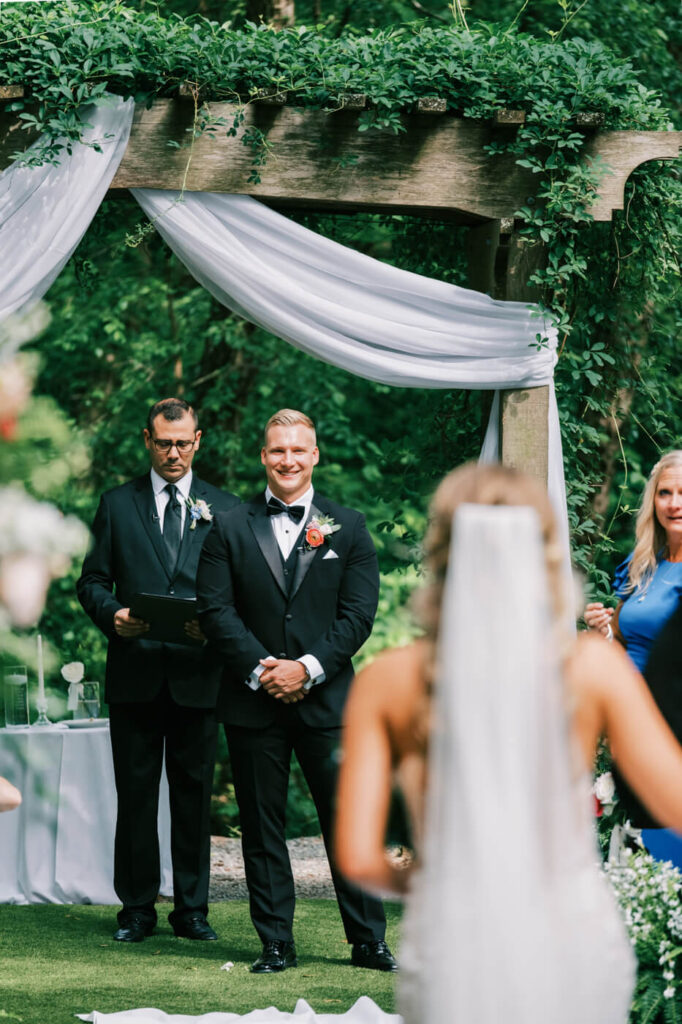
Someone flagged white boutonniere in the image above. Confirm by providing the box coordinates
[186,496,213,530]
[303,514,341,551]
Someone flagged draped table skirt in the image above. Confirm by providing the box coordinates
[0,724,172,904]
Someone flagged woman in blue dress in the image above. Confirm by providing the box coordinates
[585,450,682,664]
[585,450,682,857]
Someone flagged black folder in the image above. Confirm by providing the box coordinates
[130,593,203,647]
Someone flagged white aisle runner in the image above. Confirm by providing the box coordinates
[78,996,401,1024]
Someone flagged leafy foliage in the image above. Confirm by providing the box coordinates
[0,2,672,161]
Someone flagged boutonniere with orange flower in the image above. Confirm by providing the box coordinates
[303,514,341,551]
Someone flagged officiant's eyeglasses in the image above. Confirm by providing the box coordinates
[150,437,197,453]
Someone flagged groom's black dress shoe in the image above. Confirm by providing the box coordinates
[172,914,218,941]
[251,940,298,973]
[351,940,398,972]
[113,914,155,943]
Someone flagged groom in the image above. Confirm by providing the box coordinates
[196,409,396,973]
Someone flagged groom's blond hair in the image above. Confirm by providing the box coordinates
[263,409,316,445]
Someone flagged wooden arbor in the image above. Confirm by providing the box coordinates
[2,91,681,483]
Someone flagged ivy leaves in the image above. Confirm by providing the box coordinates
[1,3,670,161]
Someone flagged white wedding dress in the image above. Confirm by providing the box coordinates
[80,505,635,1024]
[398,505,635,1024]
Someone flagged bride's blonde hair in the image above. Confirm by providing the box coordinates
[625,451,682,594]
[414,463,565,708]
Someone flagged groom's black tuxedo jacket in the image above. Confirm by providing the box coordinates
[77,473,240,708]
[196,491,380,728]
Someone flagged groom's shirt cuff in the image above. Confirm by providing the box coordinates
[246,663,266,691]
[298,654,325,692]
[245,655,325,691]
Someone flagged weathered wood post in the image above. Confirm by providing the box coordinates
[468,222,550,485]
[499,232,549,485]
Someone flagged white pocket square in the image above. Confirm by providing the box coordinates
[322,549,339,560]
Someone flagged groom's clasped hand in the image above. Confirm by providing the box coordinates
[258,656,308,703]
[78,400,396,974]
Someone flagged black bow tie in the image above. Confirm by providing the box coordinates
[266,497,305,523]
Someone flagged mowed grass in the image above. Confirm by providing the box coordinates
[0,900,402,1024]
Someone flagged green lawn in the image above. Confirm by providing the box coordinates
[0,901,402,1023]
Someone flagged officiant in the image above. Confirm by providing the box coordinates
[77,397,239,943]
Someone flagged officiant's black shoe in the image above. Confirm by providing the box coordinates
[251,940,298,973]
[351,940,398,972]
[172,914,218,941]
[113,914,155,943]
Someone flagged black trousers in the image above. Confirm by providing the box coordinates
[109,683,218,927]
[225,707,386,946]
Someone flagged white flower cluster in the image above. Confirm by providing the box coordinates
[0,302,51,358]
[0,487,89,627]
[606,850,682,1001]
[0,486,88,567]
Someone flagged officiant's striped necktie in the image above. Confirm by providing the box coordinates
[163,483,183,569]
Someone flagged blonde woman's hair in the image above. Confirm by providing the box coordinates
[626,450,682,594]
[263,409,316,445]
[414,463,565,699]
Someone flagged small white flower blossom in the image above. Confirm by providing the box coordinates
[61,662,85,685]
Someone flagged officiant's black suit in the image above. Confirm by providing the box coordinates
[196,492,387,946]
[77,472,239,928]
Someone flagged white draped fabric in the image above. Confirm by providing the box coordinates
[132,190,556,390]
[0,96,134,325]
[78,997,400,1024]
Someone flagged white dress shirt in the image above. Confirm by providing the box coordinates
[247,486,325,692]
[151,468,193,534]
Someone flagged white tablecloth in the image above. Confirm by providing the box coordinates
[0,723,172,904]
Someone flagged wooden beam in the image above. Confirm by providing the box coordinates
[0,85,24,100]
[104,101,540,221]
[1,100,679,223]
[493,109,525,127]
[415,97,447,115]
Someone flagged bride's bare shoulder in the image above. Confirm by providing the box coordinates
[565,631,634,699]
[351,642,427,709]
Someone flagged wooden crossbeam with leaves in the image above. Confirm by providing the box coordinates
[1,98,679,225]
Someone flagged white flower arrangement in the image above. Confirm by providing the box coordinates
[0,486,88,569]
[606,849,682,1013]
[0,487,89,627]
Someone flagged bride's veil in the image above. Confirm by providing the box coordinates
[418,503,613,1023]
